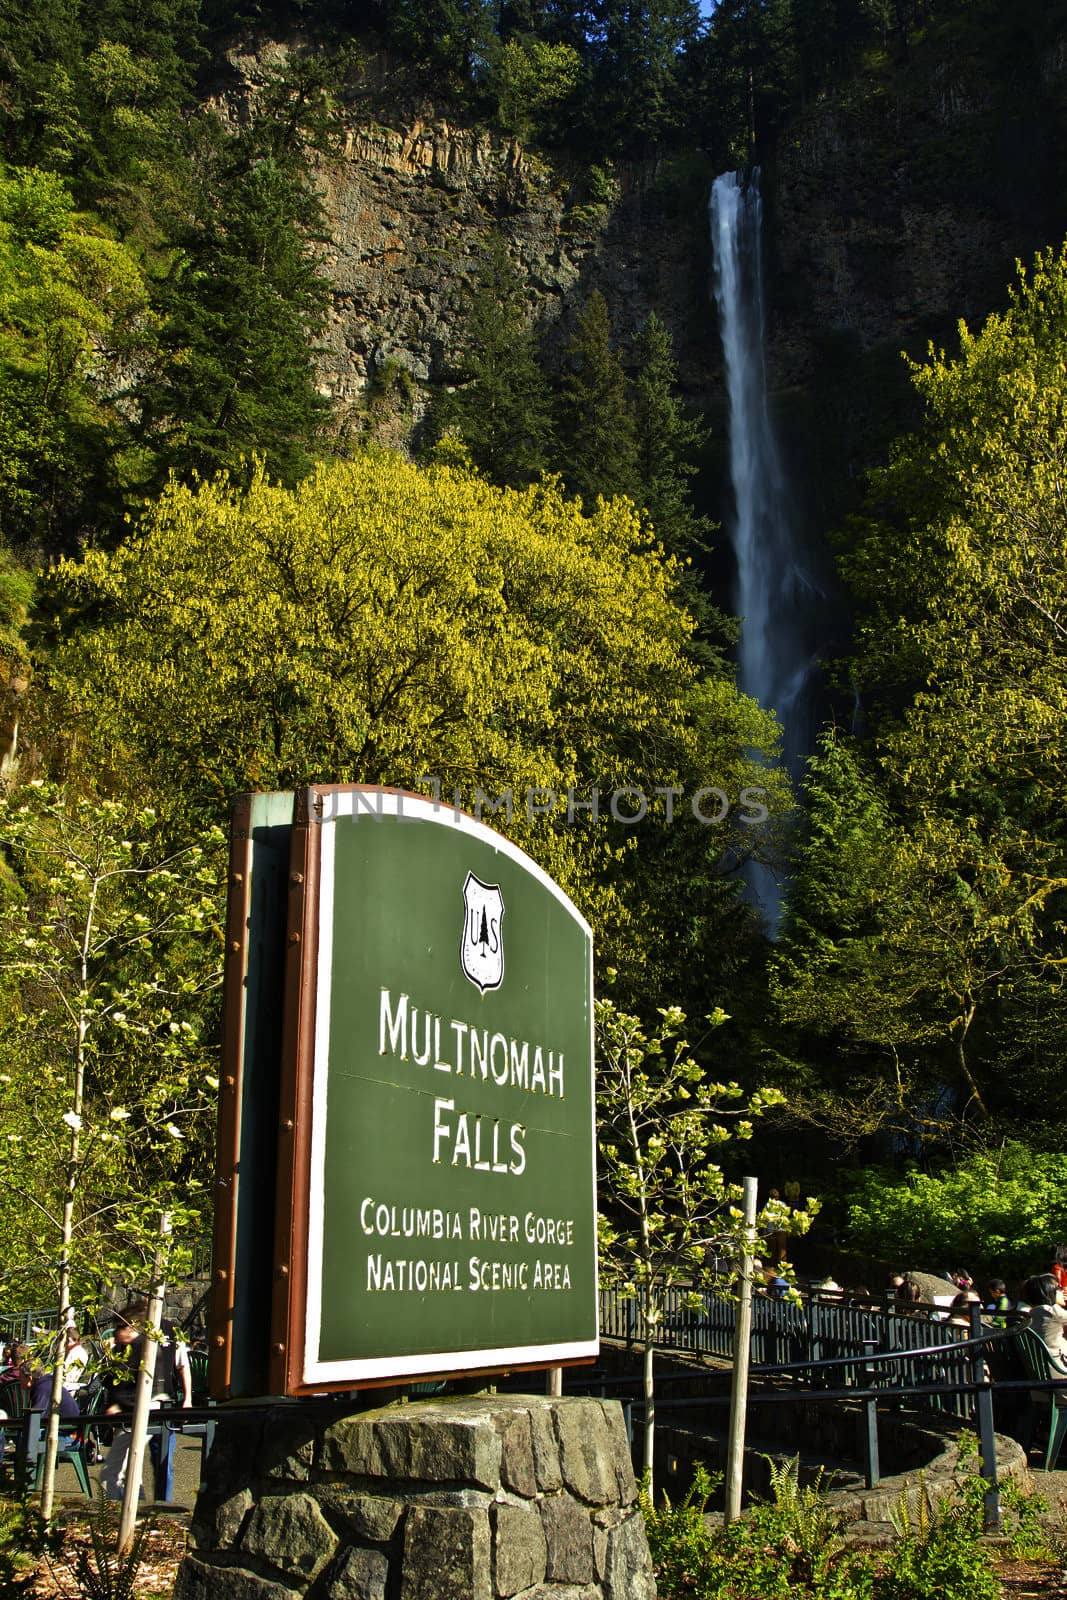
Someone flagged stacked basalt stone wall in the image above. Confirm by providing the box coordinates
[175,1393,656,1600]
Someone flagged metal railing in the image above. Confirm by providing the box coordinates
[599,1285,988,1420]
[0,1309,63,1348]
[583,1302,1039,1527]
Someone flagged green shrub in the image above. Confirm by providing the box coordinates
[643,1437,1048,1600]
[879,1459,999,1600]
[842,1141,1067,1279]
[0,1497,63,1593]
[643,1458,875,1600]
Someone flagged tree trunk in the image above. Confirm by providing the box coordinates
[642,1320,655,1498]
[41,885,95,1522]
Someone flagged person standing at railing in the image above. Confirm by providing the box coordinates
[983,1280,1012,1327]
[1021,1274,1067,1360]
[102,1297,191,1502]
[947,1290,981,1328]
[894,1276,924,1316]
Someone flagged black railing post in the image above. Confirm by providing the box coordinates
[970,1302,1000,1531]
[863,1395,880,1488]
[809,1298,824,1380]
[861,1338,880,1487]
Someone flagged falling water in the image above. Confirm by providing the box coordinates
[710,169,823,933]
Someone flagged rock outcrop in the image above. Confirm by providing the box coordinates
[175,1393,657,1600]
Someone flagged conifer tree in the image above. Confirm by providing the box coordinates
[428,236,554,486]
[630,311,711,558]
[555,289,637,506]
[136,126,330,487]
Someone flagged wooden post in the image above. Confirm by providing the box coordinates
[546,1367,562,1397]
[724,1176,758,1524]
[118,1213,170,1554]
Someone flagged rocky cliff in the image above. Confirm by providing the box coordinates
[254,80,724,431]
[222,31,1067,508]
[763,21,1067,512]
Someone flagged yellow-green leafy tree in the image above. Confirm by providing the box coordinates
[777,244,1067,1133]
[0,782,223,1519]
[596,997,812,1495]
[44,451,791,1008]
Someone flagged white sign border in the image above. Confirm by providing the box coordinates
[303,789,598,1386]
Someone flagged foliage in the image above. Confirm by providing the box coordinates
[45,1494,157,1600]
[44,451,789,1006]
[555,290,637,506]
[0,781,224,1311]
[0,0,203,235]
[0,1498,63,1593]
[627,311,732,664]
[135,107,333,489]
[630,311,711,562]
[644,1439,1048,1600]
[881,1441,1000,1600]
[780,246,1067,1133]
[640,1462,722,1599]
[494,35,582,143]
[771,732,1025,1128]
[0,165,154,552]
[596,997,810,1487]
[425,235,555,486]
[644,1455,874,1600]
[44,1497,156,1600]
[842,1140,1067,1280]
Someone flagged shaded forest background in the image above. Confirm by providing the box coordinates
[2,0,1067,1298]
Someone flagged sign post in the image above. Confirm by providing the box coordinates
[213,786,598,1397]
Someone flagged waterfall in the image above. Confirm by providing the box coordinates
[710,169,823,933]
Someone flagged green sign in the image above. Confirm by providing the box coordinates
[297,790,597,1386]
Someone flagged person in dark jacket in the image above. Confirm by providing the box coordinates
[104,1297,191,1501]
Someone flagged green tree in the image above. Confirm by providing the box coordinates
[596,996,806,1492]
[137,141,330,488]
[382,0,501,100]
[771,733,1026,1133]
[494,34,582,143]
[0,165,154,551]
[0,781,223,1518]
[630,311,712,559]
[781,244,1067,1135]
[590,0,704,148]
[0,0,203,234]
[44,451,789,1007]
[427,235,555,486]
[842,1141,1067,1280]
[555,289,637,505]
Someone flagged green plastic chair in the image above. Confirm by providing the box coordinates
[18,1406,93,1497]
[1014,1326,1067,1470]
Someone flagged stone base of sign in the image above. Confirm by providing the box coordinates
[174,1394,656,1600]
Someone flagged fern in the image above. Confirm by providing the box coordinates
[45,1493,157,1600]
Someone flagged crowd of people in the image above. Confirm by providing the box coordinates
[884,1246,1067,1362]
[0,1296,193,1500]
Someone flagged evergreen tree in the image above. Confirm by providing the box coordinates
[428,236,554,486]
[555,289,637,506]
[136,127,331,487]
[630,311,710,557]
[382,0,500,99]
[629,312,734,661]
[591,0,704,147]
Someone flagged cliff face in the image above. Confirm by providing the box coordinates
[761,22,1067,509]
[223,30,1067,498]
[294,102,721,426]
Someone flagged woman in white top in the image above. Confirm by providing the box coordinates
[63,1326,89,1392]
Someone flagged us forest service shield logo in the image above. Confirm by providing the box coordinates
[461,872,505,994]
